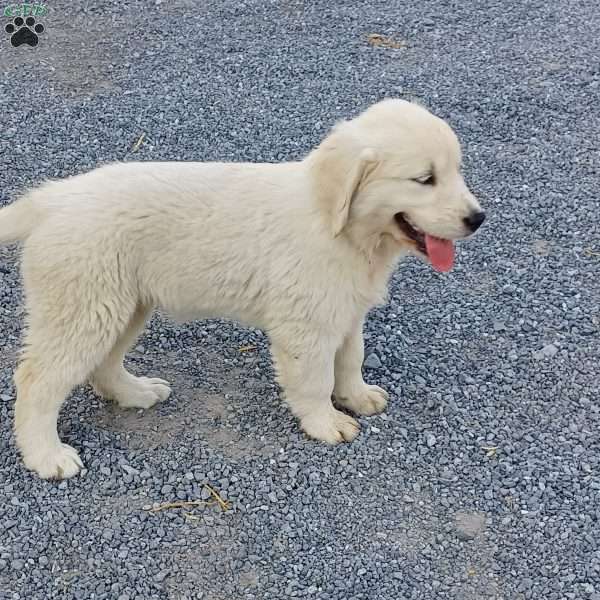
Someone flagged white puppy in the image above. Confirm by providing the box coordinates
[0,99,484,480]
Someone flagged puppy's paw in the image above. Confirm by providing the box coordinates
[301,409,360,444]
[117,376,171,409]
[99,375,172,409]
[335,384,389,416]
[23,443,83,480]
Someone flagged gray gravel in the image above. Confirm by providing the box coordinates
[1,0,599,599]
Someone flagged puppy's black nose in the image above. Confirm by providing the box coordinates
[464,211,486,232]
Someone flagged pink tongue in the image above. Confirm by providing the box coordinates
[425,234,455,272]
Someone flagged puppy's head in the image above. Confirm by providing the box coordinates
[308,99,484,271]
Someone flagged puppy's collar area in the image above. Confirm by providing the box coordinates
[394,213,455,272]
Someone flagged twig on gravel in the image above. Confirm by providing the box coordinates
[204,484,232,511]
[367,33,407,49]
[481,445,498,459]
[184,513,201,521]
[239,344,257,352]
[584,247,600,257]
[144,484,231,514]
[131,132,146,152]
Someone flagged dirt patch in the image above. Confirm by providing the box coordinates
[533,239,552,256]
[380,493,440,559]
[91,354,278,460]
[163,530,258,600]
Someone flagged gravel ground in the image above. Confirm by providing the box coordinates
[1,1,599,599]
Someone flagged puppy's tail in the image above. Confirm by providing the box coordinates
[0,197,41,245]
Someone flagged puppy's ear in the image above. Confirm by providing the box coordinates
[308,123,378,237]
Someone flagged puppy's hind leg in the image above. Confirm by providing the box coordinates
[14,357,84,480]
[14,309,130,480]
[14,258,141,479]
[90,305,171,409]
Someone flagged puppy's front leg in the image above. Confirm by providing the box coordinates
[333,322,389,416]
[271,336,359,444]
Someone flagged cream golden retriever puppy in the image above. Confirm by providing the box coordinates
[0,99,484,479]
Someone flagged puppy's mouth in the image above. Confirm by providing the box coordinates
[394,213,455,272]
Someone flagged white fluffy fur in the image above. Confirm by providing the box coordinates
[0,99,482,479]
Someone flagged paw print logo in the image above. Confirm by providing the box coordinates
[5,16,44,47]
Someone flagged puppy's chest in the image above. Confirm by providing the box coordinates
[357,271,392,308]
[338,265,393,317]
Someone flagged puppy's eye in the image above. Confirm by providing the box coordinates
[413,173,435,185]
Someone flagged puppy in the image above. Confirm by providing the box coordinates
[0,99,484,479]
